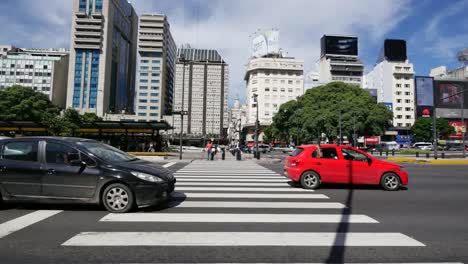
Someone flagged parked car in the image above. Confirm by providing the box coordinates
[284,144,408,191]
[0,137,176,213]
[0,136,9,140]
[413,142,433,150]
[445,144,468,151]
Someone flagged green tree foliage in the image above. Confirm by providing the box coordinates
[0,85,60,123]
[411,117,455,142]
[0,86,104,136]
[268,82,393,144]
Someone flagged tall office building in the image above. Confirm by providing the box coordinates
[365,39,416,129]
[166,46,229,136]
[134,14,176,121]
[0,47,69,108]
[66,0,138,117]
[319,35,364,86]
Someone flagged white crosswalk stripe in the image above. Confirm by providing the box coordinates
[0,210,62,239]
[62,159,426,251]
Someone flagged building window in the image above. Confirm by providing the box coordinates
[152,60,160,64]
[280,88,285,92]
[288,88,293,92]
[150,93,159,96]
[265,87,270,92]
[397,99,402,103]
[151,80,160,83]
[141,60,149,63]
[140,66,149,70]
[405,99,411,103]
[140,73,149,76]
[396,84,402,88]
[151,73,160,77]
[150,113,158,117]
[140,79,148,83]
[396,91,401,95]
[288,80,293,84]
[79,0,86,11]
[95,0,103,12]
[405,84,410,88]
[406,115,411,119]
[151,86,159,90]
[405,92,410,95]
[140,86,148,90]
[405,107,412,111]
[150,99,159,103]
[397,123,403,127]
[396,115,402,119]
[138,113,147,116]
[252,88,257,92]
[138,106,147,110]
[152,66,160,70]
[139,93,148,96]
[139,99,148,103]
[265,79,270,84]
[150,106,159,110]
[272,87,278,92]
[406,123,412,127]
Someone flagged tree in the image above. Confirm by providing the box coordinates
[268,82,393,144]
[411,117,455,142]
[81,112,103,123]
[0,85,60,123]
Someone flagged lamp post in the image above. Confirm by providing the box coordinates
[253,93,260,160]
[179,53,187,160]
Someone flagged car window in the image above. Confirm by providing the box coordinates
[311,149,319,158]
[2,141,38,162]
[290,148,303,157]
[321,148,339,159]
[342,148,368,161]
[46,142,79,165]
[81,153,97,167]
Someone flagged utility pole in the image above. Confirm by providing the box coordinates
[253,93,260,160]
[179,54,186,160]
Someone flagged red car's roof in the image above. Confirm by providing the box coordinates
[297,144,341,149]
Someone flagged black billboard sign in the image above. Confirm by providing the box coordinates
[321,36,358,57]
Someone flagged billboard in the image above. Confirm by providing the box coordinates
[448,120,467,139]
[383,102,393,112]
[434,80,468,109]
[416,106,434,118]
[415,76,434,106]
[321,35,358,57]
[252,30,280,58]
[384,39,407,62]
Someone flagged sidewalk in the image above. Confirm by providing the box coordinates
[387,156,468,165]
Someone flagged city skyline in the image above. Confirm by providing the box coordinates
[0,0,467,105]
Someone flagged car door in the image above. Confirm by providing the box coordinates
[0,140,42,198]
[315,147,350,183]
[41,141,99,199]
[341,147,376,184]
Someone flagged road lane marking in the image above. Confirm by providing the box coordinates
[163,162,176,168]
[176,182,288,186]
[167,201,346,209]
[172,192,328,199]
[175,187,313,192]
[62,232,425,246]
[100,213,374,223]
[175,175,283,179]
[0,210,62,239]
[177,178,289,182]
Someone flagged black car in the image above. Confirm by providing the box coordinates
[0,137,176,213]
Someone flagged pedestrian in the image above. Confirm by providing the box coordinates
[206,140,213,160]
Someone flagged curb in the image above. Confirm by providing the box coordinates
[387,157,468,165]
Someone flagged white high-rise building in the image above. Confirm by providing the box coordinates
[134,14,176,121]
[0,47,69,108]
[365,39,416,129]
[165,46,229,137]
[66,0,138,117]
[245,56,304,126]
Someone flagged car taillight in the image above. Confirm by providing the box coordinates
[291,160,300,167]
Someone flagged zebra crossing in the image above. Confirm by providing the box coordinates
[62,159,425,249]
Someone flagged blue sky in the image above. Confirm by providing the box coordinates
[0,0,467,104]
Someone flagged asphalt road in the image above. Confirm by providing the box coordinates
[0,158,467,263]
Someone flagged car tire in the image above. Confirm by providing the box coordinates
[102,183,135,213]
[380,173,401,191]
[300,171,321,190]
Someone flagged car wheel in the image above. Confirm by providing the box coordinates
[102,183,135,213]
[380,173,401,191]
[300,171,321,189]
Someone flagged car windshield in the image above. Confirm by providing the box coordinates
[78,141,138,163]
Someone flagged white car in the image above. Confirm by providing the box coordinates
[413,142,433,150]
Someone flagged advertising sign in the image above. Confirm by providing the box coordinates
[252,30,280,58]
[448,120,467,139]
[415,76,434,106]
[364,136,381,145]
[321,35,358,57]
[434,81,467,109]
[416,106,433,118]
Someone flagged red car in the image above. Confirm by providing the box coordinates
[284,144,408,191]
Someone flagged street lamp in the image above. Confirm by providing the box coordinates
[179,53,187,160]
[253,93,260,160]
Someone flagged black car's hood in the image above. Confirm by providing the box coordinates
[115,159,174,182]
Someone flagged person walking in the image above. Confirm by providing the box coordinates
[206,140,213,161]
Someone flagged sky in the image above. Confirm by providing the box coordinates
[0,0,467,105]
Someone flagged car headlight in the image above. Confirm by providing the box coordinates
[131,171,164,183]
